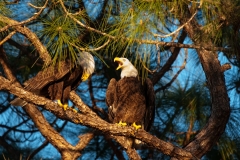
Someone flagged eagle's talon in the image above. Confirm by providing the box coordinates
[55,99,63,107]
[54,100,69,110]
[117,121,127,126]
[63,104,68,110]
[132,122,141,130]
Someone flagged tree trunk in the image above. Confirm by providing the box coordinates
[180,8,231,158]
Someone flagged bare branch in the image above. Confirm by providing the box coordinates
[88,77,107,118]
[151,31,187,85]
[111,135,141,160]
[0,31,16,46]
[0,16,51,65]
[0,75,197,159]
[0,0,48,33]
[178,5,230,158]
[155,49,188,92]
[0,46,19,83]
[70,39,111,52]
[75,132,95,150]
[153,11,197,38]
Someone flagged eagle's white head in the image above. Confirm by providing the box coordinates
[78,51,95,81]
[114,57,138,79]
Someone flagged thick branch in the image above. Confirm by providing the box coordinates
[0,48,92,159]
[179,7,231,158]
[0,76,197,159]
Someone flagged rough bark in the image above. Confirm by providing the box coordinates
[179,8,231,159]
[0,75,197,159]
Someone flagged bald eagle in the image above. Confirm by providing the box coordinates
[106,57,155,148]
[11,51,95,109]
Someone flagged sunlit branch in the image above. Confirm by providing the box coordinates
[69,39,110,52]
[0,31,16,46]
[0,46,92,159]
[153,10,197,38]
[75,132,95,151]
[178,5,231,158]
[140,44,162,74]
[0,16,51,65]
[0,0,48,33]
[0,75,197,159]
[59,0,115,39]
[3,0,19,4]
[69,91,97,116]
[140,58,156,74]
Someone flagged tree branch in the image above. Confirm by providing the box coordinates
[0,16,51,65]
[151,30,187,85]
[0,0,48,33]
[155,49,188,92]
[177,6,231,159]
[0,31,16,46]
[0,75,197,159]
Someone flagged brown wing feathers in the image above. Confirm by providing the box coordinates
[11,60,83,106]
[106,77,155,131]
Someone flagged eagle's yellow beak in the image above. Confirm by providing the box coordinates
[114,57,123,70]
[81,71,90,81]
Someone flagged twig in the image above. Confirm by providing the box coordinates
[155,49,188,92]
[69,39,110,52]
[0,16,51,65]
[139,58,156,74]
[0,0,48,33]
[0,31,16,46]
[153,10,197,38]
[151,31,187,85]
[88,77,108,118]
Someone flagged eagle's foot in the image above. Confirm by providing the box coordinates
[117,121,127,126]
[132,122,141,130]
[55,100,68,110]
[62,104,68,110]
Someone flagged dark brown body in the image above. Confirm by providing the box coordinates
[11,60,83,106]
[106,77,155,131]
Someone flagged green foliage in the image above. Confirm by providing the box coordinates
[40,15,83,65]
[154,80,211,145]
[0,1,11,16]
